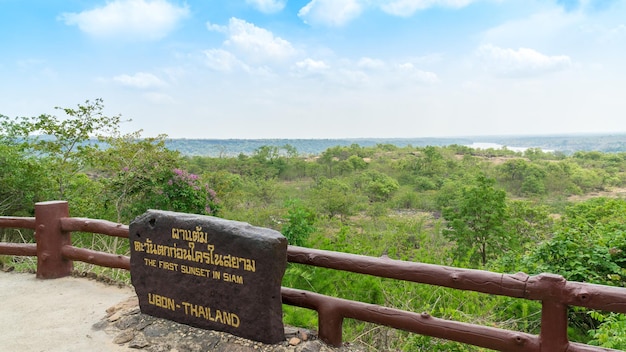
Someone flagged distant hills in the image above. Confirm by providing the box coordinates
[164,134,626,157]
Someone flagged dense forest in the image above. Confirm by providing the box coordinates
[2,100,626,350]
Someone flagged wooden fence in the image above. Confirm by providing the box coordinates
[1,200,625,351]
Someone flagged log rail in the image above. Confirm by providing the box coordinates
[1,200,624,351]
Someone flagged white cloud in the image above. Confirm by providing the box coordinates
[203,49,249,72]
[396,63,439,83]
[113,72,167,88]
[59,0,189,40]
[245,0,287,13]
[206,21,227,33]
[334,69,370,86]
[380,0,476,17]
[355,57,439,84]
[202,18,298,74]
[357,57,386,70]
[291,58,331,81]
[290,56,438,88]
[295,58,331,72]
[476,44,572,77]
[298,0,363,27]
[291,61,370,86]
[221,18,298,63]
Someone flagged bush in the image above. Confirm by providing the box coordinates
[281,199,316,247]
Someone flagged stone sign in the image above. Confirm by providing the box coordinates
[129,210,288,344]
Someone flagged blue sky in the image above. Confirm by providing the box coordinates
[1,0,625,139]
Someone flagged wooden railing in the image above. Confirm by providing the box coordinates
[1,200,625,351]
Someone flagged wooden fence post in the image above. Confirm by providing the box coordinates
[539,299,569,351]
[35,201,73,279]
[317,302,344,347]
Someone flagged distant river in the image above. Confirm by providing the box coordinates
[466,142,553,153]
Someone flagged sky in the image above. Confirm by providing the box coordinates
[1,0,625,139]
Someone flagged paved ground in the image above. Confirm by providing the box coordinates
[0,271,136,352]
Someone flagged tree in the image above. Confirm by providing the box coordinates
[88,131,183,222]
[282,144,298,158]
[347,155,368,171]
[442,174,508,266]
[231,145,287,180]
[544,160,579,195]
[317,148,340,177]
[0,99,123,199]
[310,177,361,221]
[356,170,400,202]
[497,159,547,196]
[420,146,446,177]
[0,143,49,216]
[504,200,553,248]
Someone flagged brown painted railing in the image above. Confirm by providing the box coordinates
[1,200,624,351]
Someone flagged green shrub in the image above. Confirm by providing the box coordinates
[281,199,316,246]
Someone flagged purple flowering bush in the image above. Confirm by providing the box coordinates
[156,168,221,216]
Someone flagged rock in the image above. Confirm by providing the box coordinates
[142,323,170,337]
[129,334,150,349]
[289,337,301,346]
[284,326,299,337]
[107,296,140,315]
[108,311,123,322]
[114,330,135,344]
[116,314,141,330]
[98,298,364,352]
[300,340,324,352]
[135,316,154,331]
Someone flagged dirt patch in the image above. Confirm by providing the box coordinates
[567,187,626,202]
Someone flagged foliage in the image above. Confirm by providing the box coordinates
[489,200,555,273]
[0,99,123,199]
[517,197,626,343]
[152,168,221,216]
[355,170,400,202]
[441,174,508,266]
[522,198,626,286]
[497,158,547,196]
[89,131,182,222]
[0,143,49,216]
[588,312,626,349]
[523,223,624,286]
[310,177,362,221]
[281,199,316,246]
[504,200,553,249]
